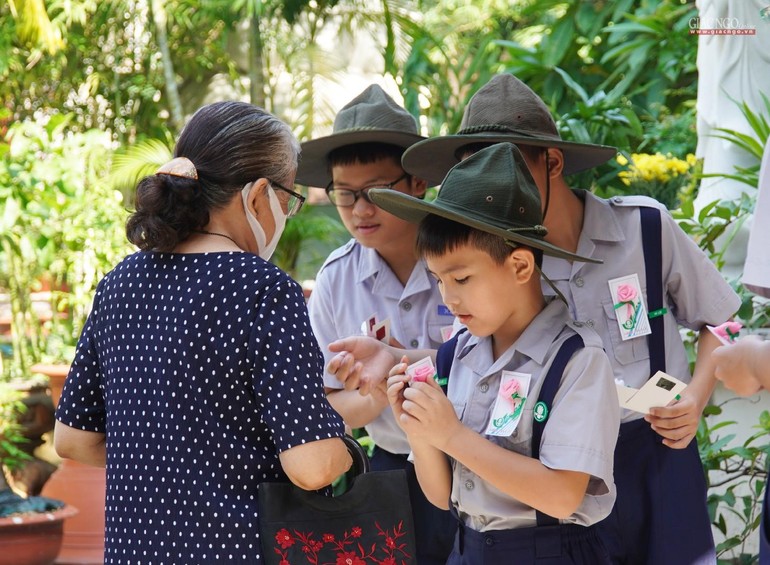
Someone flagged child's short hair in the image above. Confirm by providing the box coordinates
[416,214,543,267]
[328,142,410,174]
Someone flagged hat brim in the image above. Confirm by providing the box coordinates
[296,130,426,188]
[402,134,617,186]
[368,188,601,264]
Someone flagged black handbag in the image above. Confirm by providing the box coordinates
[258,435,417,565]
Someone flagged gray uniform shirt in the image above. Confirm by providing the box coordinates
[448,299,619,531]
[542,192,741,422]
[308,239,455,454]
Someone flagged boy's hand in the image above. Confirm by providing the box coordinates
[327,336,397,395]
[713,336,764,396]
[645,390,703,449]
[386,357,410,426]
[394,370,461,449]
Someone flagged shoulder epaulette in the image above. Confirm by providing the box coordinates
[317,239,357,273]
[607,195,667,211]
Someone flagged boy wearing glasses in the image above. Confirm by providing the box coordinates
[296,84,456,565]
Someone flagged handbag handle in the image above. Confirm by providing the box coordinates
[342,434,370,477]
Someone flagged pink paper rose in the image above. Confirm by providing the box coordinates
[499,379,521,400]
[411,365,434,383]
[713,321,743,343]
[617,283,638,303]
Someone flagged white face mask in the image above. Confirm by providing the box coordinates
[241,182,287,261]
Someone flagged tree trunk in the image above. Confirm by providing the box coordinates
[151,0,184,130]
[248,10,266,109]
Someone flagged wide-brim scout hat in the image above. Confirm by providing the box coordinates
[402,74,617,186]
[369,142,599,264]
[296,84,425,188]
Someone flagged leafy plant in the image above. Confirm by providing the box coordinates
[704,93,770,190]
[698,403,769,563]
[674,93,770,563]
[0,385,31,474]
[615,152,697,209]
[0,115,131,381]
[271,204,348,282]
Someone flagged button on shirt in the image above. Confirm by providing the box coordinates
[447,300,619,532]
[542,191,741,422]
[309,240,455,454]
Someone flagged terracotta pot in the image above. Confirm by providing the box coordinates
[33,363,106,564]
[41,460,105,565]
[0,504,78,565]
[30,364,69,408]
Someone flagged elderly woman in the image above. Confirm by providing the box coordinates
[54,101,351,564]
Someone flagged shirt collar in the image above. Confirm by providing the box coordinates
[577,190,626,243]
[458,299,571,374]
[355,245,433,296]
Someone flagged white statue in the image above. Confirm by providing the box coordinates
[694,0,770,278]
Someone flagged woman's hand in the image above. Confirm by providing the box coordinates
[327,336,398,395]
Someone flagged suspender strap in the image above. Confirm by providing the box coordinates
[640,207,666,376]
[437,329,583,527]
[436,328,466,394]
[532,333,584,527]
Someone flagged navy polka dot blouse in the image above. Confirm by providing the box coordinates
[55,251,345,564]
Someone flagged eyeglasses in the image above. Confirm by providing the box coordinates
[325,174,408,208]
[268,179,306,218]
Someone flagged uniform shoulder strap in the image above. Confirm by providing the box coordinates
[436,328,467,393]
[640,206,666,376]
[532,333,584,527]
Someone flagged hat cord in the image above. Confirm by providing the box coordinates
[542,154,551,223]
[535,262,569,307]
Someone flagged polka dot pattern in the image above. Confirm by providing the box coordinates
[55,251,345,564]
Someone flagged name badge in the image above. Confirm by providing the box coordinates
[608,274,651,341]
[437,304,452,316]
[484,371,531,437]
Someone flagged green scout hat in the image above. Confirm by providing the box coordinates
[296,84,425,188]
[369,142,600,264]
[402,74,617,186]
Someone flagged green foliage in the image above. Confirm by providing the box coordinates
[0,385,32,472]
[673,94,770,562]
[704,94,770,190]
[0,116,132,381]
[698,405,769,562]
[271,204,348,281]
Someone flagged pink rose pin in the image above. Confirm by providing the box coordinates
[411,365,434,383]
[616,284,637,302]
[499,380,523,407]
[616,283,638,321]
[712,321,742,344]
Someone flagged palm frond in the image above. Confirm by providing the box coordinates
[108,137,174,197]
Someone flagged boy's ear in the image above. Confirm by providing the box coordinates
[546,148,564,178]
[410,176,428,199]
[506,247,536,284]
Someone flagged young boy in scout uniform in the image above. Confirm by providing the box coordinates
[395,74,742,565]
[372,142,620,564]
[295,84,456,564]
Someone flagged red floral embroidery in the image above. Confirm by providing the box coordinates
[336,551,366,565]
[269,520,413,564]
[276,529,295,549]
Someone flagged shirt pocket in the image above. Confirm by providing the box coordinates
[601,298,651,366]
[494,408,534,457]
[451,399,467,422]
[428,320,455,348]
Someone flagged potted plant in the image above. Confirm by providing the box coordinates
[0,114,131,564]
[0,383,78,565]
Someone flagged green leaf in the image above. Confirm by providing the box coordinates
[541,16,575,69]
